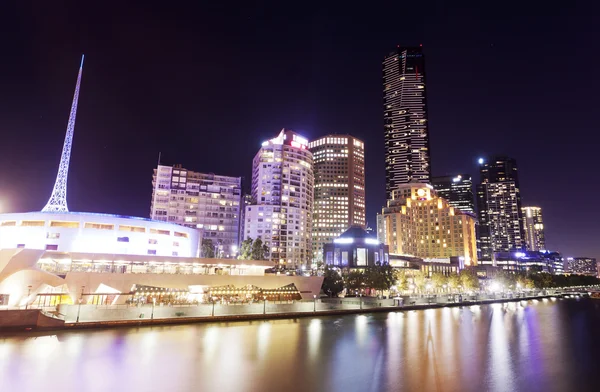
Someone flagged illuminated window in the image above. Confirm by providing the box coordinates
[84,223,115,230]
[119,225,145,233]
[21,220,45,227]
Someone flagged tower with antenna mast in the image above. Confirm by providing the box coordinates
[41,55,84,213]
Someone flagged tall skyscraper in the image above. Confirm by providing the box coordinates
[383,46,431,199]
[150,164,242,257]
[476,156,525,260]
[308,135,366,262]
[243,129,314,267]
[522,206,546,251]
[378,183,477,265]
[431,175,475,214]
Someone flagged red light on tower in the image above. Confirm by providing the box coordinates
[419,43,423,47]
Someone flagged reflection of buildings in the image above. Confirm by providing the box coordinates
[243,129,314,267]
[378,183,478,265]
[323,226,388,268]
[476,156,525,261]
[431,174,475,214]
[383,46,431,199]
[0,59,322,309]
[566,257,598,277]
[309,135,366,262]
[150,164,242,257]
[522,206,545,251]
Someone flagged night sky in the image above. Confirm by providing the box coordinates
[0,2,597,260]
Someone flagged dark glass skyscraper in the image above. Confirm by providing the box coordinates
[431,174,475,214]
[476,156,525,260]
[383,46,431,200]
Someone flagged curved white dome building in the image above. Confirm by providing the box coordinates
[0,212,200,257]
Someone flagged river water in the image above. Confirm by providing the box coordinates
[1,297,600,392]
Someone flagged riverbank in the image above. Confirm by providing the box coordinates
[1,291,585,333]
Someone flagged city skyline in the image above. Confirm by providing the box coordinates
[0,3,597,262]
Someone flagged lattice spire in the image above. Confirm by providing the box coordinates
[42,55,84,213]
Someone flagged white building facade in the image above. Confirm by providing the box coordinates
[150,165,241,257]
[243,129,314,267]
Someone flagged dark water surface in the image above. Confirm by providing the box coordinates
[2,298,600,392]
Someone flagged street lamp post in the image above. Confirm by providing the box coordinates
[313,295,317,312]
[151,297,156,320]
[25,285,32,310]
[263,296,267,315]
[359,293,363,310]
[211,298,215,317]
[76,299,83,323]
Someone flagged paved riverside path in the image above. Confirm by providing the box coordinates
[53,289,588,330]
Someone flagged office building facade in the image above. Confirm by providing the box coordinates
[383,46,431,200]
[243,129,314,267]
[431,174,475,214]
[476,156,525,261]
[308,135,366,262]
[522,206,546,251]
[378,183,477,265]
[150,165,241,258]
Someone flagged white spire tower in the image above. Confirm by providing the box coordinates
[42,55,84,213]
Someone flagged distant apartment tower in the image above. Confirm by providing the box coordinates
[378,183,477,265]
[151,164,241,257]
[383,46,431,200]
[431,175,475,214]
[476,156,525,261]
[308,135,366,262]
[237,193,252,249]
[243,129,314,267]
[522,206,546,251]
[566,257,598,277]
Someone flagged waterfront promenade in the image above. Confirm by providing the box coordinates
[1,288,590,332]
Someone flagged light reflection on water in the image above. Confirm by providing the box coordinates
[2,299,600,392]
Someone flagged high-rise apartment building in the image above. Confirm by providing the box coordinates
[243,129,314,267]
[378,183,477,265]
[150,164,241,257]
[522,206,546,251]
[476,156,525,261]
[383,46,431,199]
[431,175,475,214]
[566,257,597,277]
[308,135,366,262]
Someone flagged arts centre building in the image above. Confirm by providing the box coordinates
[0,58,321,308]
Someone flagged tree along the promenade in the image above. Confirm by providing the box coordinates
[321,266,344,297]
[201,238,215,258]
[412,270,427,293]
[459,269,479,291]
[239,238,253,260]
[238,238,269,261]
[396,270,409,292]
[430,272,448,292]
[365,263,396,297]
[251,238,270,260]
[344,270,366,293]
[447,273,461,292]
